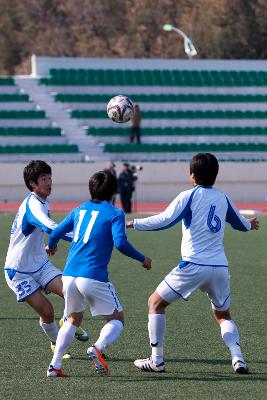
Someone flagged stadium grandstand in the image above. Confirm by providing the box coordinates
[1,56,266,162]
[0,56,267,203]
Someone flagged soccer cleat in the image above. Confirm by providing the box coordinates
[134,357,165,372]
[47,364,66,378]
[75,326,89,342]
[87,345,109,376]
[51,343,71,360]
[233,360,249,374]
[59,318,89,342]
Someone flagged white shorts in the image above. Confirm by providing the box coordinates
[63,276,123,317]
[5,261,62,302]
[156,263,230,311]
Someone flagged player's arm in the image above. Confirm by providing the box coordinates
[26,196,72,241]
[112,211,152,270]
[132,192,189,231]
[225,196,259,231]
[48,211,75,250]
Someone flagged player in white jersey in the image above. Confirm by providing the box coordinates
[4,160,88,359]
[127,153,259,374]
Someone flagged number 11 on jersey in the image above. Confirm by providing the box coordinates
[73,210,99,243]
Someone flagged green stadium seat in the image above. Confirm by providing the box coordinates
[0,110,45,119]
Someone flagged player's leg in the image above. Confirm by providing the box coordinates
[25,287,71,359]
[207,267,248,374]
[48,311,84,377]
[93,309,124,353]
[83,279,124,375]
[26,289,59,343]
[213,309,248,374]
[134,290,168,372]
[134,262,203,372]
[87,309,124,376]
[47,276,86,377]
[44,270,89,341]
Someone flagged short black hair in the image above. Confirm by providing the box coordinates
[190,153,219,186]
[89,170,117,201]
[23,160,51,191]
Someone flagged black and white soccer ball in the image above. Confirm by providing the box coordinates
[107,95,134,123]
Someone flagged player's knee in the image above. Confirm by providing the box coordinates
[104,310,124,325]
[39,303,54,322]
[213,308,231,324]
[148,293,166,313]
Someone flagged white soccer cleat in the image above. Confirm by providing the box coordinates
[232,359,249,374]
[47,364,66,378]
[87,345,109,376]
[134,357,165,372]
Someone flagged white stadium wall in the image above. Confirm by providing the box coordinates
[0,162,266,203]
[31,55,267,76]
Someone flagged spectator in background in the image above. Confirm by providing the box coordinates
[104,162,117,205]
[104,161,116,178]
[118,163,137,213]
[130,104,141,144]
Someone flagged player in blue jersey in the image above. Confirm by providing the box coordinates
[4,160,88,360]
[127,153,259,374]
[46,170,152,378]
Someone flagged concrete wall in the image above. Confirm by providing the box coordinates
[31,55,267,77]
[0,162,266,203]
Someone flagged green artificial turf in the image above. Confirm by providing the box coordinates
[0,213,266,400]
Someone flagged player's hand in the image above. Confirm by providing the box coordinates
[142,256,152,270]
[249,217,259,230]
[45,245,57,256]
[126,220,134,229]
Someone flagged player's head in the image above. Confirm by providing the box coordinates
[190,153,219,186]
[24,160,52,191]
[89,170,117,201]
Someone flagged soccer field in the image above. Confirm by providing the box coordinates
[0,213,266,400]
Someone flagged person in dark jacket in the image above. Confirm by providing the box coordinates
[118,163,137,213]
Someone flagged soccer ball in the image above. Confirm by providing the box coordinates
[107,95,134,123]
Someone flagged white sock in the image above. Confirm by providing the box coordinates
[148,314,166,365]
[39,320,58,344]
[94,320,123,352]
[220,320,244,362]
[51,321,76,369]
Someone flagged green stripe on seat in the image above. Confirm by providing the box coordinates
[0,110,46,118]
[104,143,267,153]
[0,127,61,136]
[0,144,78,153]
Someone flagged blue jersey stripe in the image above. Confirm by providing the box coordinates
[225,197,249,231]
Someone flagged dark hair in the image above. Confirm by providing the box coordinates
[190,153,219,186]
[23,160,51,191]
[89,170,117,201]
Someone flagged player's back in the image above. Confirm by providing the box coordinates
[63,200,126,282]
[181,186,229,265]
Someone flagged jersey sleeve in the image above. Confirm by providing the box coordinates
[225,196,251,231]
[26,195,72,241]
[26,195,57,233]
[48,210,75,249]
[111,209,127,239]
[112,210,145,262]
[133,191,192,231]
